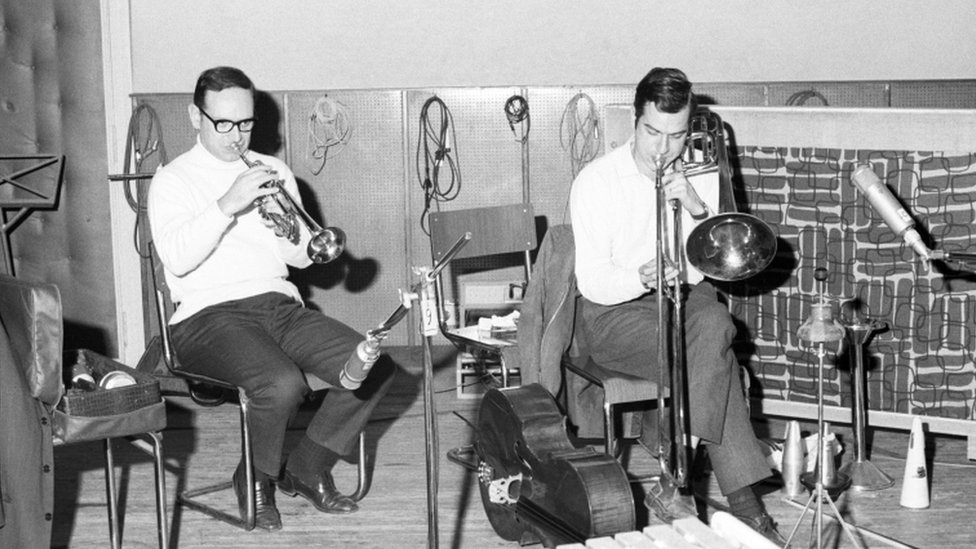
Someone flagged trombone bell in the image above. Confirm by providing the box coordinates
[685,212,777,282]
[680,109,778,282]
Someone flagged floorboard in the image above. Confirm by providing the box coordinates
[51,346,976,548]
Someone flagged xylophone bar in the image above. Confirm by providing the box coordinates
[556,512,779,549]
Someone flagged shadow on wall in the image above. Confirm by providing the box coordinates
[251,90,283,155]
[63,320,110,357]
[247,91,383,302]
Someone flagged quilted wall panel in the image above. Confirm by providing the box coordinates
[0,0,116,355]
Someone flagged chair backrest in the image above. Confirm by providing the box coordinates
[147,242,179,373]
[0,274,64,406]
[428,203,537,328]
[429,203,537,264]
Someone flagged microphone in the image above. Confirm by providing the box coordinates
[850,163,932,260]
[339,336,383,390]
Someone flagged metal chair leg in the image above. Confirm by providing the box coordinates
[177,388,256,530]
[104,439,121,549]
[114,432,170,549]
[146,431,169,549]
[604,401,619,457]
[348,431,371,501]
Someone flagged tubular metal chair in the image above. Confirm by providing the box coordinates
[428,203,538,391]
[562,354,662,458]
[516,224,663,458]
[148,245,369,531]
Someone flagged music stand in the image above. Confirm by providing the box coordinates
[0,154,64,275]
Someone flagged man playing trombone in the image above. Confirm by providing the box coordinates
[149,66,395,530]
[569,67,785,545]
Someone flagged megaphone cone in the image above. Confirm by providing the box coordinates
[818,424,839,487]
[781,420,805,498]
[900,416,930,509]
[800,422,851,498]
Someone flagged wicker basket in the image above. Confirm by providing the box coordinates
[57,349,162,417]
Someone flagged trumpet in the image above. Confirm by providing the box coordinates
[233,144,346,264]
[654,109,778,490]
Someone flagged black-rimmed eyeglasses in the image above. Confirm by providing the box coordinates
[198,107,256,133]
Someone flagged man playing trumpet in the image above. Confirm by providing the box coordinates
[569,67,784,544]
[149,66,394,530]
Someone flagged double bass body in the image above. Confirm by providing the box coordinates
[474,384,635,546]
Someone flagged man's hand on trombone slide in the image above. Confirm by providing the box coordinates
[660,164,709,218]
[638,257,678,292]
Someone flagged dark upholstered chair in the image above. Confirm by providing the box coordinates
[0,274,168,549]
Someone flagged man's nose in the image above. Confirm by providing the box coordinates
[655,137,670,156]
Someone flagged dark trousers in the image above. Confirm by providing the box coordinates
[171,292,395,477]
[578,282,769,495]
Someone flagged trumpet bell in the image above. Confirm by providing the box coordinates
[309,227,346,264]
[686,213,777,282]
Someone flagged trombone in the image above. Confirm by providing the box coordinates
[654,109,778,490]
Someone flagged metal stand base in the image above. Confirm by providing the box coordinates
[801,470,852,501]
[839,459,895,492]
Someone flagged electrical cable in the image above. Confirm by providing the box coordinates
[306,94,353,176]
[122,103,168,258]
[504,94,530,144]
[416,95,461,235]
[559,92,600,179]
[786,89,830,106]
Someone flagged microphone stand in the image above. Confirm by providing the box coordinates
[348,233,471,549]
[929,249,976,269]
[785,268,863,549]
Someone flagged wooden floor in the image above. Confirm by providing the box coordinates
[52,346,975,549]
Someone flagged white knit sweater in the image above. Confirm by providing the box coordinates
[148,140,313,324]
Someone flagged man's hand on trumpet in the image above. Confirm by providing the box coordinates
[217,163,280,217]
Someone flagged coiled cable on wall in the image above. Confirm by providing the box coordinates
[559,92,600,179]
[786,89,830,106]
[306,94,353,176]
[416,95,461,235]
[504,94,530,144]
[122,103,168,258]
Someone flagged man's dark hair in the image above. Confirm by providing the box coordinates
[193,66,255,109]
[633,67,696,122]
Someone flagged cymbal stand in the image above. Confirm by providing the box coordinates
[786,268,863,549]
[838,313,894,491]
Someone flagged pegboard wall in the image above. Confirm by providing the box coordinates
[129,85,976,429]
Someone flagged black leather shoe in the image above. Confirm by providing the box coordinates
[278,468,359,514]
[644,475,697,524]
[734,510,788,546]
[233,464,282,531]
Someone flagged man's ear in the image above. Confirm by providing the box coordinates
[188,103,202,131]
